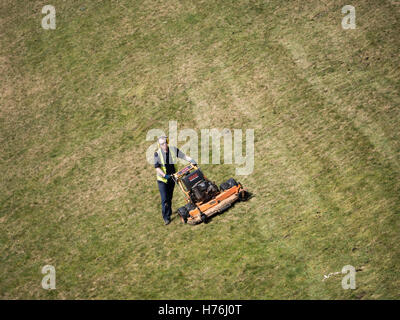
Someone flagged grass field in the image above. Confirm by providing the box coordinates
[1,0,399,299]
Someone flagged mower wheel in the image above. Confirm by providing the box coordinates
[200,213,208,223]
[238,189,249,201]
[185,202,196,212]
[177,206,189,224]
[219,182,230,191]
[227,178,238,187]
[220,178,238,191]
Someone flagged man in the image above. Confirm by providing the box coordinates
[154,136,197,225]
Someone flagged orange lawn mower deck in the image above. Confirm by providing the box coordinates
[172,164,249,225]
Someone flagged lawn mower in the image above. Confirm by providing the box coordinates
[172,163,249,225]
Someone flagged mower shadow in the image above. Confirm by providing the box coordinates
[205,191,254,224]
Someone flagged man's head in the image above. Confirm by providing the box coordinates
[158,136,169,152]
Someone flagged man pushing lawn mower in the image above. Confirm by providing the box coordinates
[155,136,249,226]
[154,135,196,225]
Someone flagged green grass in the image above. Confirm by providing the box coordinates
[0,0,399,299]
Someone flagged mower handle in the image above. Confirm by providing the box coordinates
[172,163,199,182]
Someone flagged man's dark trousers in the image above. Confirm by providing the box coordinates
[157,180,175,222]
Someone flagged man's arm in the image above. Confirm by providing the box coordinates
[176,148,194,162]
[156,167,167,178]
[154,152,168,178]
